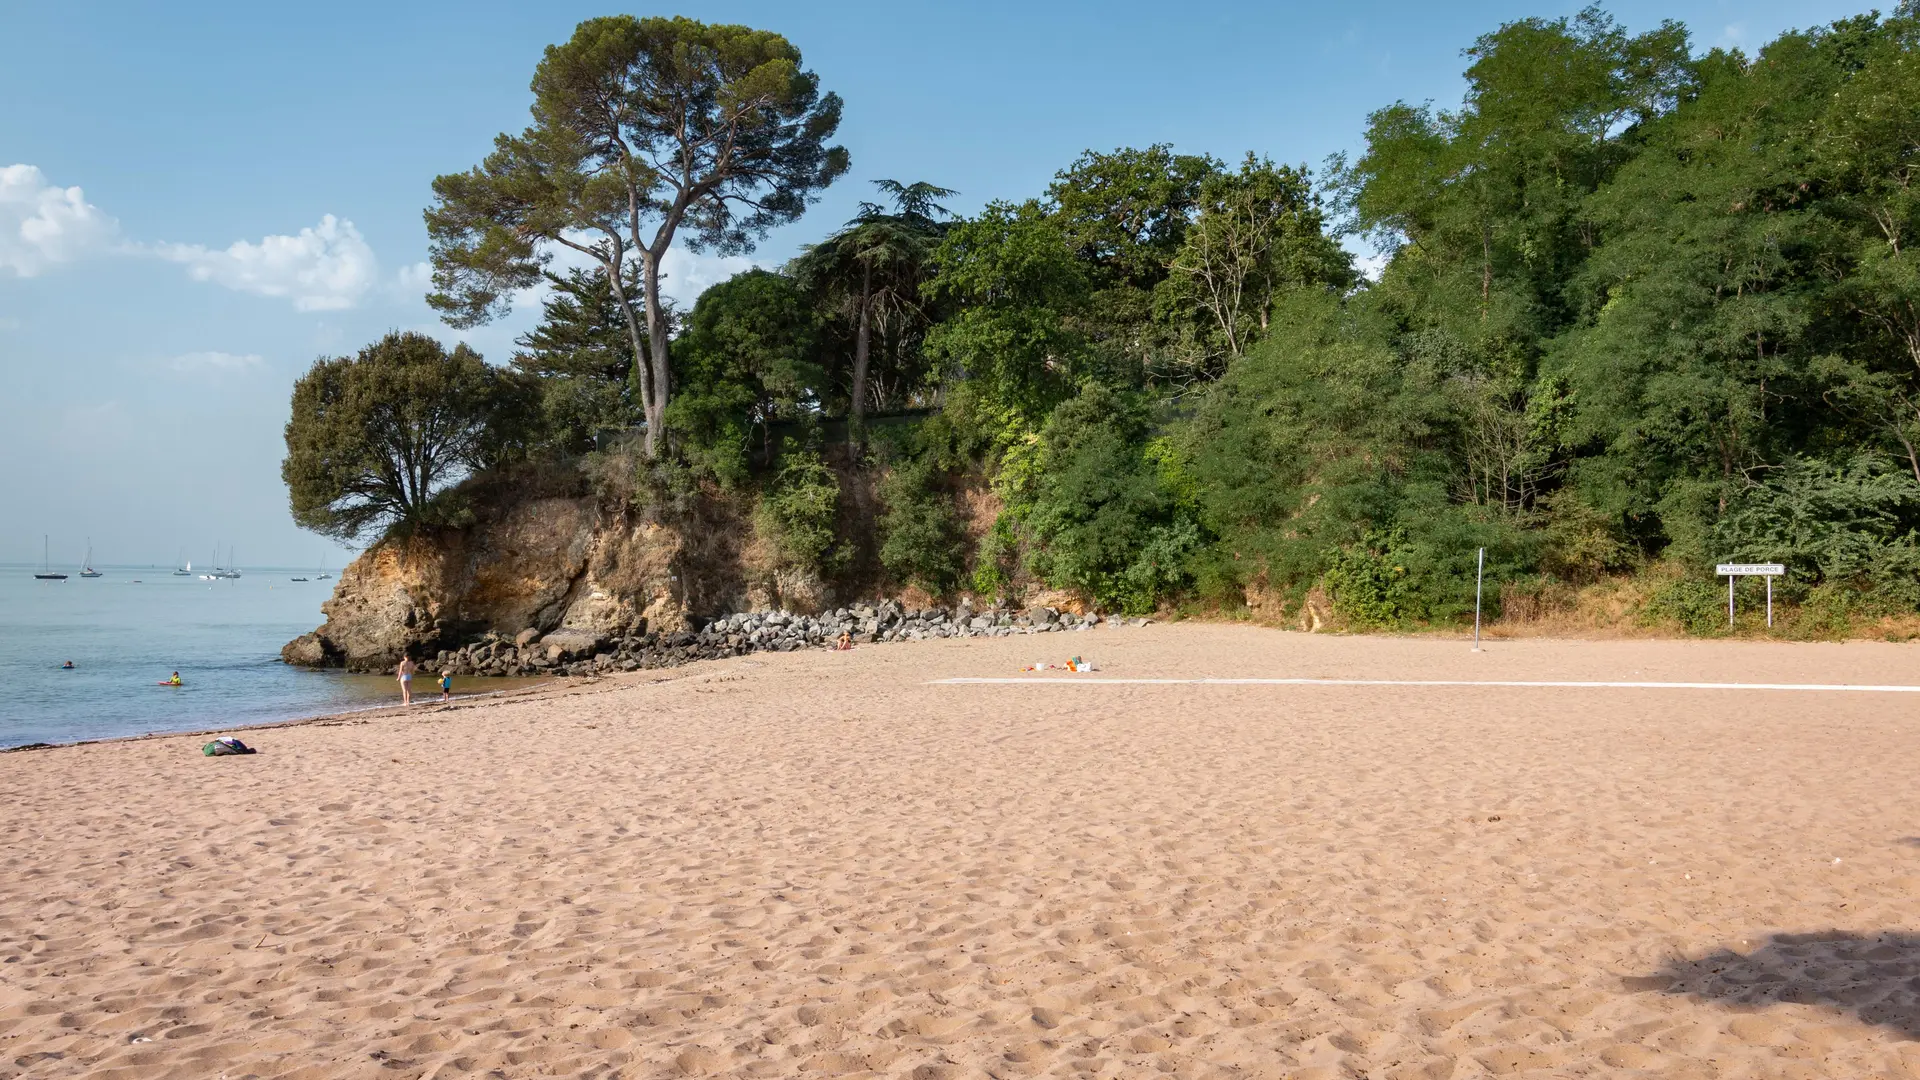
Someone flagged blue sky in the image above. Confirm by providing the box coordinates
[0,0,1871,567]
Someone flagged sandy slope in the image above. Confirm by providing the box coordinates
[6,625,1920,1079]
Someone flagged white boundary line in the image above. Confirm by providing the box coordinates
[934,677,1920,693]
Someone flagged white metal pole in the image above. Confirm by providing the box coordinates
[1766,576,1773,628]
[1729,575,1735,627]
[1473,547,1484,652]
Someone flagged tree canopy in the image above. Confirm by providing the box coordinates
[283,332,519,542]
[423,15,848,456]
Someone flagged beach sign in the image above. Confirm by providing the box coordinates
[1717,562,1785,627]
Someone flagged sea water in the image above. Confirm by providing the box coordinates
[0,565,412,748]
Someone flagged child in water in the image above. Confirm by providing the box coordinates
[439,670,453,703]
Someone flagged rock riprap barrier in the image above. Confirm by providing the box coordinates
[431,601,1138,679]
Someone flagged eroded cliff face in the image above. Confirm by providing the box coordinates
[283,495,696,672]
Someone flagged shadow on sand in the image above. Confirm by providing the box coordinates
[1646,931,1920,1039]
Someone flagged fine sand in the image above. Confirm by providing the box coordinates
[6,625,1920,1079]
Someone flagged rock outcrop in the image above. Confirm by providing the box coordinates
[283,492,690,672]
[282,475,1135,675]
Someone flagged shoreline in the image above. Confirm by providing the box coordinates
[0,676,570,754]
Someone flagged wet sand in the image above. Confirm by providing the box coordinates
[5,625,1920,1078]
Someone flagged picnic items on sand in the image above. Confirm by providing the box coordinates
[1023,656,1097,672]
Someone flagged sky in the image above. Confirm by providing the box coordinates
[0,0,1875,568]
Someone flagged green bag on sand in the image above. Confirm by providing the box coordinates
[202,737,256,756]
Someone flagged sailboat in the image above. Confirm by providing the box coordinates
[217,546,242,579]
[172,549,192,576]
[79,538,102,577]
[316,553,331,581]
[34,536,67,580]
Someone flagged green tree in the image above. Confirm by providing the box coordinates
[877,454,966,593]
[282,332,519,542]
[511,266,640,455]
[669,268,825,484]
[424,15,849,457]
[792,179,955,446]
[923,200,1091,427]
[1026,383,1201,613]
[1047,145,1218,382]
[1156,154,1353,371]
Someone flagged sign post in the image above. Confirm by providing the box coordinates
[1715,563,1785,628]
[1472,547,1485,652]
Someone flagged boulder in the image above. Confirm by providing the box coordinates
[280,632,338,668]
[541,627,604,660]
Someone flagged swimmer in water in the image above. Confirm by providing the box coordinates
[61,660,74,670]
[167,671,181,686]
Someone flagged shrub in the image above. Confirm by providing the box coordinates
[1025,383,1201,614]
[1712,454,1920,606]
[878,455,966,593]
[971,513,1019,599]
[1641,577,1729,636]
[1323,530,1424,629]
[754,449,845,575]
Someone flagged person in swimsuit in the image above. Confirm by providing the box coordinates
[166,671,182,686]
[439,669,453,703]
[61,661,74,669]
[397,655,416,705]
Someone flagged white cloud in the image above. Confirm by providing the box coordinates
[156,214,376,311]
[0,164,118,276]
[169,350,263,372]
[394,260,432,295]
[1355,251,1389,282]
[659,246,755,306]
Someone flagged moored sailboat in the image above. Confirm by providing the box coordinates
[79,538,102,577]
[34,536,67,580]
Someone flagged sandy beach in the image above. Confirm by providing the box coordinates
[5,624,1920,1078]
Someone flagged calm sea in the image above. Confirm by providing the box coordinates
[1,564,420,749]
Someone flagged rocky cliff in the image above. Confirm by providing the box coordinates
[282,486,704,672]
[280,457,883,673]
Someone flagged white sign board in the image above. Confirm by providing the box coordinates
[1716,563,1784,576]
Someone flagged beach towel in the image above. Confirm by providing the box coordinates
[202,737,257,756]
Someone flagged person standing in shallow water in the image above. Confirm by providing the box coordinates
[396,655,416,706]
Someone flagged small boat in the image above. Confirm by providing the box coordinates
[291,576,309,582]
[34,535,68,580]
[172,550,192,576]
[79,538,102,577]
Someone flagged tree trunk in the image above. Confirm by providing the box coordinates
[850,264,872,450]
[604,249,656,457]
[641,251,672,458]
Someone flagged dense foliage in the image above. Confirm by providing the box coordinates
[290,5,1920,634]
[283,332,524,542]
